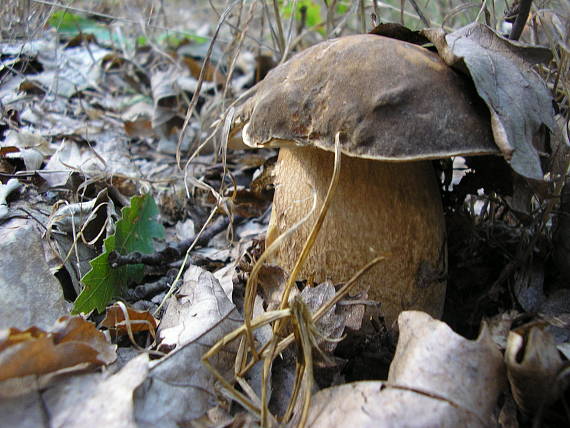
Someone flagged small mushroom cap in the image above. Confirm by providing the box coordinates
[236,34,498,161]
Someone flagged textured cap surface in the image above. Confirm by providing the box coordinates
[236,34,498,160]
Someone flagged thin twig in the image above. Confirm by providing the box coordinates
[408,0,431,27]
[509,0,533,41]
[271,0,286,56]
[176,0,239,168]
[108,214,240,268]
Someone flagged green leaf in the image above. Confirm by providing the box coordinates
[47,10,115,44]
[47,11,208,48]
[72,194,165,314]
[280,0,350,33]
[282,0,322,28]
[336,1,350,15]
[157,32,209,47]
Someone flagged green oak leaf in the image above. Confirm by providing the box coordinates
[73,194,164,314]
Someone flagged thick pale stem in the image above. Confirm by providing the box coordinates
[267,146,447,325]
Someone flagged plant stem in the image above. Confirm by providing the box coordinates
[509,0,532,40]
[272,0,286,55]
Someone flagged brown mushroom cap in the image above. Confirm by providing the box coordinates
[237,34,498,160]
[233,34,499,325]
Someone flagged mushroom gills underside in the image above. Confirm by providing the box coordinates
[266,145,447,325]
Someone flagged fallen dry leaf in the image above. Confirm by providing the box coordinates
[47,189,113,296]
[182,56,225,84]
[303,311,505,427]
[124,118,155,138]
[133,265,242,426]
[0,218,70,330]
[45,354,148,428]
[422,23,554,180]
[20,40,108,98]
[1,353,149,428]
[0,316,116,381]
[505,323,565,414]
[300,281,364,352]
[100,303,158,337]
[258,263,292,311]
[2,130,54,171]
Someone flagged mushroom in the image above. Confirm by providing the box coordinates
[233,34,499,324]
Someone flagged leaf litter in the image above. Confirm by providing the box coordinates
[0,0,569,427]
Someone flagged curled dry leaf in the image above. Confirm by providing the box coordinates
[0,178,21,220]
[303,311,505,428]
[422,23,555,180]
[49,188,111,242]
[2,130,53,171]
[99,303,158,337]
[505,324,565,414]
[121,98,155,140]
[0,316,116,382]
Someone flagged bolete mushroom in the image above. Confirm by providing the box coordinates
[233,34,499,324]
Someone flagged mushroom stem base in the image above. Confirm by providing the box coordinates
[266,146,447,326]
